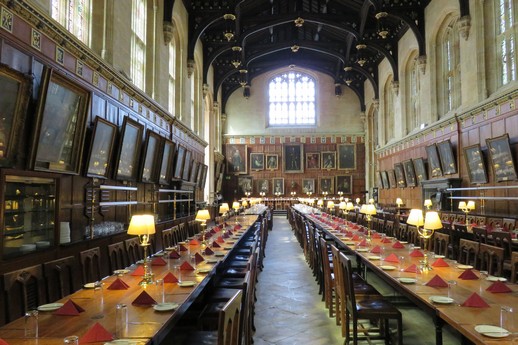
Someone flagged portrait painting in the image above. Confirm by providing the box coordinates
[113,117,144,181]
[463,144,488,184]
[388,169,397,188]
[437,140,457,175]
[319,177,334,194]
[413,158,428,184]
[225,144,247,174]
[321,151,337,170]
[250,153,265,171]
[31,68,90,175]
[336,175,352,194]
[302,178,315,195]
[305,153,320,170]
[140,131,163,184]
[273,178,285,195]
[381,171,390,190]
[337,144,356,170]
[377,171,384,189]
[266,154,278,170]
[85,117,117,179]
[426,144,443,178]
[394,163,406,188]
[402,159,417,187]
[256,178,269,194]
[238,176,253,195]
[181,149,192,181]
[486,134,518,182]
[173,145,186,179]
[283,143,304,173]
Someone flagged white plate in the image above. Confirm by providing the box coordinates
[37,303,63,311]
[136,259,145,264]
[474,325,509,338]
[83,282,96,289]
[399,241,408,244]
[457,265,473,270]
[356,248,368,252]
[178,281,196,287]
[429,296,454,304]
[178,241,187,245]
[153,303,179,312]
[113,269,130,275]
[368,255,381,260]
[197,268,211,274]
[398,278,417,284]
[215,253,225,257]
[153,252,164,257]
[104,339,138,345]
[206,259,219,263]
[486,276,507,282]
[434,255,445,259]
[223,246,233,250]
[379,265,396,271]
[344,241,355,245]
[226,241,235,244]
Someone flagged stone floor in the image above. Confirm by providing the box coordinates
[253,216,463,345]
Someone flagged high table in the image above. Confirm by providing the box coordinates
[0,215,259,345]
[305,213,518,345]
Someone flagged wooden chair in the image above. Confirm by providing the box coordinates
[432,232,450,257]
[3,265,47,323]
[450,223,469,260]
[43,256,80,302]
[478,243,504,277]
[125,237,143,264]
[453,214,466,224]
[475,216,487,226]
[502,218,516,232]
[384,220,395,237]
[457,239,479,267]
[79,247,102,284]
[339,252,402,345]
[472,226,488,244]
[107,242,128,272]
[178,222,189,241]
[406,225,420,247]
[319,237,335,317]
[440,212,451,222]
[510,252,518,284]
[466,214,477,225]
[487,217,503,229]
[162,227,174,249]
[394,223,407,242]
[171,225,181,245]
[490,231,513,273]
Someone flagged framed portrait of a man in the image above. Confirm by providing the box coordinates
[273,178,285,195]
[337,144,356,170]
[426,144,443,178]
[250,153,264,171]
[266,154,278,170]
[302,178,315,195]
[486,134,517,182]
[336,175,352,194]
[394,163,406,188]
[283,143,304,173]
[321,151,336,170]
[402,159,417,187]
[305,152,320,170]
[256,178,269,194]
[413,158,428,184]
[381,171,389,190]
[437,140,457,175]
[238,176,253,194]
[463,144,488,184]
[319,177,334,194]
[225,144,247,175]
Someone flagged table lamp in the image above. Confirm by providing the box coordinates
[424,199,432,210]
[219,203,229,219]
[360,203,377,243]
[346,202,355,211]
[317,199,324,208]
[422,211,443,271]
[127,214,155,286]
[232,201,240,224]
[195,209,211,248]
[355,197,361,205]
[339,201,346,217]
[406,209,428,271]
[459,201,475,226]
[327,201,335,214]
[368,198,375,204]
[242,200,248,208]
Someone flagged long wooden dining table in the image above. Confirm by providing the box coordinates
[0,214,259,345]
[305,212,518,345]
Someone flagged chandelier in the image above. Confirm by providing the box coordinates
[223,14,236,41]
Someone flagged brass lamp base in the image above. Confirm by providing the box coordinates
[139,243,154,286]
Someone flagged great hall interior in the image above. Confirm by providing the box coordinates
[0,0,517,344]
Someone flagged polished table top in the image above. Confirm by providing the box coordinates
[0,215,259,345]
[307,214,518,345]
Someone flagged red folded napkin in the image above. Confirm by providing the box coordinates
[212,241,221,248]
[179,244,188,251]
[217,236,225,243]
[234,224,242,230]
[392,241,405,249]
[381,238,392,243]
[409,249,424,257]
[151,257,167,266]
[458,269,478,280]
[190,239,200,245]
[228,230,233,236]
[0,338,9,345]
[486,281,513,293]
[461,292,490,307]
[210,229,217,234]
[432,258,449,267]
[372,233,382,239]
[352,234,360,241]
[79,322,113,343]
[222,232,230,239]
[384,253,400,263]
[107,278,130,290]
[163,272,179,283]
[370,245,381,254]
[54,300,85,316]
[169,250,181,259]
[204,247,214,255]
[404,264,419,273]
[131,265,145,276]
[132,290,157,306]
[180,261,195,271]
[425,275,448,287]
[194,253,205,264]
[357,239,367,247]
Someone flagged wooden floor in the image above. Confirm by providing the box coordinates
[253,215,462,345]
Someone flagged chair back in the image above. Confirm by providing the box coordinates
[107,242,128,271]
[511,252,518,284]
[472,226,488,244]
[475,216,487,226]
[457,239,479,266]
[479,243,504,276]
[338,252,358,318]
[178,222,189,241]
[79,247,102,284]
[394,223,407,241]
[43,256,80,302]
[162,227,174,249]
[125,237,143,264]
[432,232,450,257]
[384,220,395,237]
[502,218,516,232]
[218,290,243,345]
[490,231,512,260]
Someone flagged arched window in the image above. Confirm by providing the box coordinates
[497,0,517,86]
[383,76,394,143]
[51,0,91,45]
[268,72,316,126]
[406,52,420,134]
[168,40,176,115]
[437,16,461,116]
[131,0,146,90]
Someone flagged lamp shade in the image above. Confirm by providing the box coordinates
[127,215,156,236]
[424,211,443,230]
[344,198,349,203]
[339,201,346,210]
[406,209,424,227]
[195,209,211,222]
[232,201,240,210]
[368,198,375,204]
[396,198,403,206]
[317,199,324,206]
[219,203,229,213]
[458,201,467,210]
[467,200,475,210]
[327,201,335,209]
[355,198,361,204]
[360,204,377,215]
[346,202,355,211]
[242,200,248,207]
[424,199,432,208]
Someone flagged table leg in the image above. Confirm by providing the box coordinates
[434,314,443,345]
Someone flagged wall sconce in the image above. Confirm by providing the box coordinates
[294,17,304,27]
[424,199,432,210]
[375,12,389,39]
[459,201,475,226]
[231,46,242,68]
[355,43,367,66]
[223,14,236,41]
[239,69,248,87]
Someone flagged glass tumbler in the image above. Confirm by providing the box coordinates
[115,303,128,339]
[63,335,79,344]
[24,310,38,338]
